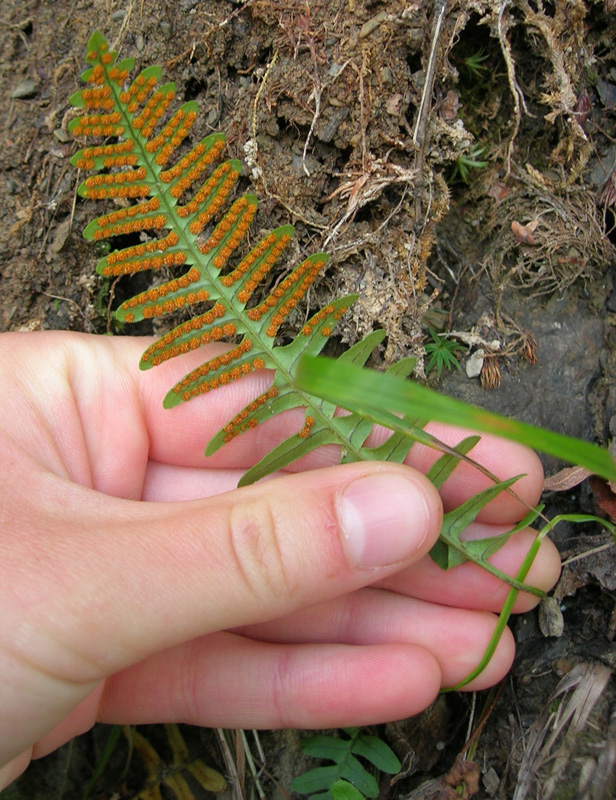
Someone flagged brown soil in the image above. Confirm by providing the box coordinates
[2,1,616,799]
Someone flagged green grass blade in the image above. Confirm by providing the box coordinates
[295,356,616,481]
[444,512,615,690]
[82,725,123,800]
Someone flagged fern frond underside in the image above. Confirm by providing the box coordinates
[70,30,418,481]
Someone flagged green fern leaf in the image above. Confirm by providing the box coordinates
[349,730,402,773]
[70,30,402,482]
[71,30,541,497]
[331,780,367,800]
[292,728,400,799]
[425,436,481,488]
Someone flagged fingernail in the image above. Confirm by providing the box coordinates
[339,473,434,568]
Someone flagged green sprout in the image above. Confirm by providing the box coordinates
[462,48,489,79]
[449,143,488,184]
[424,328,466,378]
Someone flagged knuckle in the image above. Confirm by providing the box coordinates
[228,496,295,602]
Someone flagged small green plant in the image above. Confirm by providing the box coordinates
[424,328,466,378]
[449,143,488,184]
[461,48,489,79]
[291,727,401,799]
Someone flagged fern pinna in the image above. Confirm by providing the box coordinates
[69,30,418,484]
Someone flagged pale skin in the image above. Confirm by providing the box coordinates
[0,331,560,789]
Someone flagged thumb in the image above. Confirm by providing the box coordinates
[14,463,442,681]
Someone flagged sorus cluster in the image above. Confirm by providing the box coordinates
[83,166,149,202]
[222,387,280,443]
[140,291,210,319]
[83,64,130,89]
[121,268,204,318]
[187,173,238,235]
[176,164,239,222]
[96,197,160,229]
[148,321,238,366]
[79,85,114,111]
[72,140,135,170]
[106,66,131,83]
[170,149,233,204]
[85,65,105,85]
[133,88,176,138]
[301,304,347,336]
[197,197,257,257]
[146,108,199,166]
[120,73,159,113]
[92,212,166,240]
[246,257,327,337]
[160,134,223,183]
[227,232,292,304]
[71,111,124,138]
[171,338,260,400]
[298,415,316,439]
[85,165,146,186]
[86,183,150,201]
[141,306,233,365]
[103,231,179,272]
[101,249,187,278]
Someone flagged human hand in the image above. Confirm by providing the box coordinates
[0,331,559,788]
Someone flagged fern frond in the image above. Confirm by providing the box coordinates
[70,31,417,481]
[291,728,400,799]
